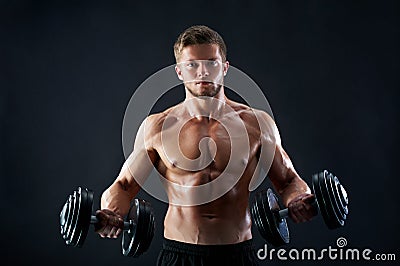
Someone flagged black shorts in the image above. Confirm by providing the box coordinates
[157,238,260,266]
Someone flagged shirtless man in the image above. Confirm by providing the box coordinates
[95,25,317,265]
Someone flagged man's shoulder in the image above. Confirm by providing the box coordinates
[143,104,181,133]
[143,113,166,134]
[227,101,278,140]
[228,100,273,123]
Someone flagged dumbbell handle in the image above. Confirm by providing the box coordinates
[90,215,134,231]
[278,199,317,219]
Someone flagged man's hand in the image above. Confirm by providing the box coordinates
[94,209,124,238]
[287,193,318,223]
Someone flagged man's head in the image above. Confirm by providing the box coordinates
[174,25,227,63]
[174,25,229,98]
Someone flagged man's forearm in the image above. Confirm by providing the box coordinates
[279,170,311,207]
[101,179,140,216]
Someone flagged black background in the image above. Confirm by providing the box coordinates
[1,0,399,265]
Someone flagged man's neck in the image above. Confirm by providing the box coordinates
[184,88,228,120]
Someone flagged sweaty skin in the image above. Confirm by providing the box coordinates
[96,44,316,243]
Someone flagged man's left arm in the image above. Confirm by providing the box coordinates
[256,110,317,223]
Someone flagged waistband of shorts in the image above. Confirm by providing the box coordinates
[162,237,255,256]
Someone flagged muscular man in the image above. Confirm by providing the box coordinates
[95,25,317,265]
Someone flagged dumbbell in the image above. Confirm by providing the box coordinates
[251,170,349,246]
[59,187,155,257]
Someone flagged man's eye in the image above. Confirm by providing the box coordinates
[208,60,219,67]
[186,62,197,68]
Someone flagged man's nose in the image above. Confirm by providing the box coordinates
[197,63,209,77]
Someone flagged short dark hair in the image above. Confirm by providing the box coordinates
[174,25,227,62]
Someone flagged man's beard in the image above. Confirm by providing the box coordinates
[186,83,222,97]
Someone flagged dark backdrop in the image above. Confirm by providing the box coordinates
[1,0,399,265]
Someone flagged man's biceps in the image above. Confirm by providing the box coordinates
[124,149,155,176]
[258,142,277,172]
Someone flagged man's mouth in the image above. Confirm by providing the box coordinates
[195,81,213,86]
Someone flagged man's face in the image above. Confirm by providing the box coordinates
[175,44,229,97]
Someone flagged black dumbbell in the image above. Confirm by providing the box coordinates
[59,187,155,257]
[251,170,349,246]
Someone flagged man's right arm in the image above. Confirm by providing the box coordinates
[96,116,160,238]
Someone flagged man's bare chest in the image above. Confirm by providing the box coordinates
[154,117,260,172]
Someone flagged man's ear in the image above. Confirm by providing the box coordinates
[223,61,230,76]
[175,65,183,81]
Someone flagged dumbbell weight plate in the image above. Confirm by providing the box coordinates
[251,189,289,247]
[122,199,155,257]
[75,187,93,247]
[60,189,78,244]
[332,175,348,217]
[251,189,275,245]
[312,171,336,229]
[69,189,84,246]
[60,195,72,240]
[251,191,272,244]
[326,173,348,222]
[70,188,82,246]
[59,187,93,247]
[131,199,152,256]
[139,200,155,255]
[312,171,347,229]
[65,190,80,245]
[266,189,290,246]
